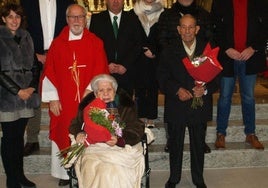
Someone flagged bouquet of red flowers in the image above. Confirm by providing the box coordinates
[182,43,222,109]
[57,98,125,168]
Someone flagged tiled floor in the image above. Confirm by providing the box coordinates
[1,167,268,188]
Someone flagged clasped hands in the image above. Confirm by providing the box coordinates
[18,87,35,101]
[225,47,255,61]
[109,63,127,75]
[177,86,206,101]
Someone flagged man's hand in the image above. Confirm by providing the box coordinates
[49,100,62,116]
[240,47,255,61]
[177,87,193,101]
[226,47,255,61]
[108,63,118,74]
[116,64,127,75]
[109,63,126,75]
[192,85,206,97]
[225,48,242,60]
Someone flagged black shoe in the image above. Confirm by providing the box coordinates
[19,175,36,188]
[58,179,70,186]
[165,180,177,188]
[164,142,169,153]
[23,142,40,156]
[204,143,211,154]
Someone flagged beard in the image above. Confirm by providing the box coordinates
[70,25,84,35]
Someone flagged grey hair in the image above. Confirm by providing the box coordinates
[90,74,118,95]
[65,4,87,17]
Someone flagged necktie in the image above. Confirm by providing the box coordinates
[112,16,118,38]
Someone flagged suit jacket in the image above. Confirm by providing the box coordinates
[157,38,219,124]
[211,0,268,76]
[21,0,74,54]
[89,10,142,89]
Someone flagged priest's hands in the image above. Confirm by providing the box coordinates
[49,100,62,116]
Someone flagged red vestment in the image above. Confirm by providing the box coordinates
[41,26,109,150]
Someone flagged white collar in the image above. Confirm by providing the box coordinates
[108,11,122,26]
[182,39,196,57]
[69,30,83,41]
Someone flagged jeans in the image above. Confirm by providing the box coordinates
[216,60,256,136]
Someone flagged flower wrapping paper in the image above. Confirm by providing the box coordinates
[182,43,222,83]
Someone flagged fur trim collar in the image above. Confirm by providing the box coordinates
[134,0,164,36]
[0,26,27,39]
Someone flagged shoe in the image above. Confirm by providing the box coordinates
[215,133,225,149]
[19,175,36,188]
[204,143,211,154]
[164,142,169,153]
[58,179,70,186]
[165,180,177,188]
[146,123,155,128]
[23,142,40,156]
[246,134,264,150]
[146,119,155,128]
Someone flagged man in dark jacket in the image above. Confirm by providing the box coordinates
[212,0,268,150]
[157,0,213,153]
[89,0,142,97]
[158,14,218,188]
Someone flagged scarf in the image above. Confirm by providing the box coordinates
[133,0,164,36]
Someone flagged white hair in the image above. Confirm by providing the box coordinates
[90,74,118,95]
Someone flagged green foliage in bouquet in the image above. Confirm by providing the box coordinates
[57,143,85,167]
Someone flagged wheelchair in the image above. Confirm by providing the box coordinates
[67,134,151,188]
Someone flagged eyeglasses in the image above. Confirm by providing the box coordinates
[67,15,86,21]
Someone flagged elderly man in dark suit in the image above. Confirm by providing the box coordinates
[157,0,213,154]
[157,14,218,188]
[89,0,142,97]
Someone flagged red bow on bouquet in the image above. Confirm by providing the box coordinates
[182,43,222,109]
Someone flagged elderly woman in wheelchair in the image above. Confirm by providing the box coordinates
[68,74,149,188]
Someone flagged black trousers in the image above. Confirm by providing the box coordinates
[1,118,28,187]
[167,121,206,186]
[136,86,158,119]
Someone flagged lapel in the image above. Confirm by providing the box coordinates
[117,11,128,38]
